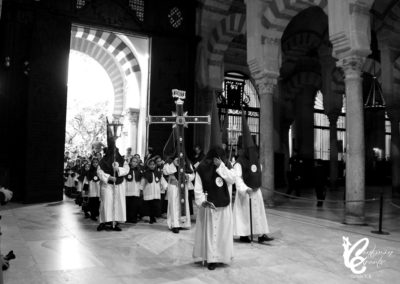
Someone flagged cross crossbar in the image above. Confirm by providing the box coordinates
[147,89,210,216]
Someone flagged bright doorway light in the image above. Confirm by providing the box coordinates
[65,50,114,158]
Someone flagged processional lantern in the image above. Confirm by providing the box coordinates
[365,14,386,111]
[109,117,123,138]
[364,73,386,110]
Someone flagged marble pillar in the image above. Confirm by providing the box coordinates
[328,114,339,189]
[127,108,139,154]
[258,79,276,207]
[340,56,366,225]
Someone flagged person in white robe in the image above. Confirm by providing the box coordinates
[232,162,273,243]
[232,113,273,243]
[193,147,236,270]
[87,158,101,221]
[163,157,195,233]
[140,159,165,224]
[125,157,142,223]
[97,151,129,231]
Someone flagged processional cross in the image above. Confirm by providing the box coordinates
[148,89,210,216]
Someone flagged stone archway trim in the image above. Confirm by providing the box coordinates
[70,37,126,114]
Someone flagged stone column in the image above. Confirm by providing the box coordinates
[126,108,140,154]
[339,56,366,224]
[328,113,339,189]
[257,77,277,207]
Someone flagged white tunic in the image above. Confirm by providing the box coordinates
[192,162,236,264]
[140,173,164,200]
[64,172,76,188]
[88,177,100,197]
[232,163,270,236]
[163,163,195,229]
[97,162,129,223]
[125,171,141,197]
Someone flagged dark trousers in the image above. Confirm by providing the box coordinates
[188,190,194,215]
[126,196,142,222]
[88,197,100,218]
[160,193,168,215]
[286,173,301,197]
[315,186,326,206]
[145,199,160,220]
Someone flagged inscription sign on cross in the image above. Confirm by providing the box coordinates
[148,89,210,216]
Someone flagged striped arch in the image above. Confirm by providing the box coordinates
[287,71,322,93]
[377,1,400,35]
[207,13,246,65]
[70,37,125,113]
[262,0,328,32]
[72,26,141,76]
[393,56,400,92]
[282,31,322,60]
[71,26,142,115]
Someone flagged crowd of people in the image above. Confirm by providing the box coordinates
[63,109,275,271]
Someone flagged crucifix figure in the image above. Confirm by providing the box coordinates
[148,89,210,216]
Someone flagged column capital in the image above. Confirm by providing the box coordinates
[256,76,278,96]
[126,108,140,123]
[337,56,365,79]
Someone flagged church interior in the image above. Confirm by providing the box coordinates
[0,0,399,283]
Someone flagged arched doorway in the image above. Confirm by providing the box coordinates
[67,24,150,159]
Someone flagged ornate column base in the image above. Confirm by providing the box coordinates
[344,212,366,225]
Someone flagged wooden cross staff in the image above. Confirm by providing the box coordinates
[148,89,210,216]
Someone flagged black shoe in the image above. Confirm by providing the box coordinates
[90,216,97,221]
[172,228,179,234]
[84,212,90,218]
[112,225,122,231]
[150,217,156,224]
[317,201,323,207]
[239,236,251,243]
[258,234,274,243]
[207,263,217,270]
[97,223,106,231]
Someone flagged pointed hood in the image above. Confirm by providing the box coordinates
[236,111,261,189]
[106,118,116,150]
[222,114,229,145]
[163,127,178,162]
[241,111,256,149]
[209,93,223,150]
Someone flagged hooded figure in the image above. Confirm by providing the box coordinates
[192,94,236,270]
[221,114,231,159]
[162,124,195,233]
[232,112,273,243]
[96,118,130,232]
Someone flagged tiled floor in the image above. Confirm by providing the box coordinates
[1,190,399,284]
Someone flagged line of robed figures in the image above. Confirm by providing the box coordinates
[70,99,274,271]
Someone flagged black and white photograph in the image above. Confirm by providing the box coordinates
[0,0,399,283]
